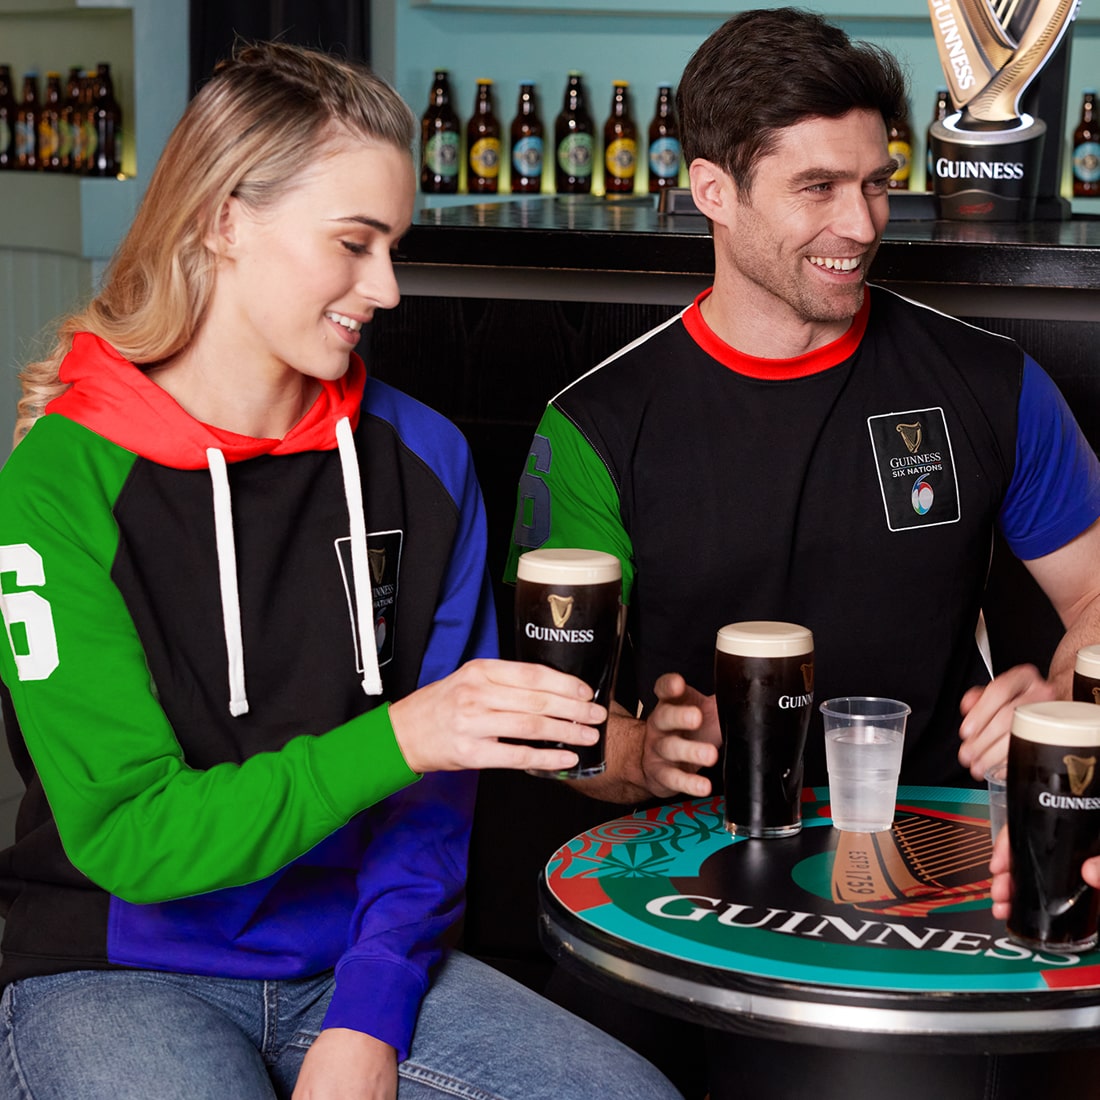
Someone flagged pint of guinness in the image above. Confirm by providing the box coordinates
[1007,701,1100,953]
[715,621,814,838]
[514,548,623,779]
[1072,645,1100,706]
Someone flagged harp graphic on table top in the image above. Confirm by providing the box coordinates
[831,812,993,917]
[930,0,1079,126]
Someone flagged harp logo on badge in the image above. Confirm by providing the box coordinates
[867,407,960,532]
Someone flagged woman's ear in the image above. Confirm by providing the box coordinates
[203,196,242,257]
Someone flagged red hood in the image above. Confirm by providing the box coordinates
[45,333,365,470]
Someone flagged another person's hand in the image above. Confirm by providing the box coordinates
[958,664,1055,781]
[989,814,1100,923]
[988,820,1013,922]
[389,658,604,775]
[292,1028,397,1100]
[640,673,721,799]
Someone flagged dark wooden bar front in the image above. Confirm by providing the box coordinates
[367,197,1100,1020]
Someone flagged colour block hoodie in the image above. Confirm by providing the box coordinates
[0,333,495,1059]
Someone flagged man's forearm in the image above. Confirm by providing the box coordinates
[564,709,652,804]
[1049,592,1100,696]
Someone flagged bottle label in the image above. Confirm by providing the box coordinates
[38,119,59,160]
[888,140,912,182]
[649,136,681,180]
[512,135,543,178]
[84,119,98,162]
[469,137,502,179]
[15,118,34,158]
[58,119,73,160]
[557,132,593,178]
[1073,142,1100,184]
[425,131,459,178]
[605,137,637,179]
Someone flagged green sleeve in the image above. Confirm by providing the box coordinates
[0,416,418,905]
[505,403,635,604]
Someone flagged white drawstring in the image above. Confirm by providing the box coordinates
[336,417,382,696]
[207,447,249,716]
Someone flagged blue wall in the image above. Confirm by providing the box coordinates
[373,0,1100,203]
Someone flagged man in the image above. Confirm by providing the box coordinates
[507,8,1100,807]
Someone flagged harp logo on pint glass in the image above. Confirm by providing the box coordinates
[715,621,814,839]
[1007,700,1100,954]
[514,548,624,780]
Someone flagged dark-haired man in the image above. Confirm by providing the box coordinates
[507,7,1100,805]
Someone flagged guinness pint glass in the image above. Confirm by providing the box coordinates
[1007,701,1100,953]
[1073,645,1100,706]
[514,548,623,779]
[715,621,814,838]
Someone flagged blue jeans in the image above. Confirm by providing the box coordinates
[0,950,683,1099]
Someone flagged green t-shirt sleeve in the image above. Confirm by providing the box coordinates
[505,403,635,603]
[0,417,418,905]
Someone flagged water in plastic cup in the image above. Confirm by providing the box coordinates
[985,761,1008,841]
[820,697,910,833]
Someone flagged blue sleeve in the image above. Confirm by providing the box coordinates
[999,357,1100,560]
[321,398,495,1058]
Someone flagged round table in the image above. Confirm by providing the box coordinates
[538,787,1100,1099]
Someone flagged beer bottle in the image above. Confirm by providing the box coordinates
[0,65,15,170]
[88,62,121,177]
[60,67,82,173]
[39,72,63,172]
[554,72,594,195]
[603,80,637,195]
[510,81,543,194]
[15,72,40,170]
[647,82,681,194]
[887,104,912,191]
[1072,89,1099,199]
[466,79,502,194]
[926,87,949,191]
[79,73,97,174]
[420,69,460,194]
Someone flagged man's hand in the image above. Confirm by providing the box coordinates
[958,664,1055,780]
[292,1029,397,1100]
[640,673,721,799]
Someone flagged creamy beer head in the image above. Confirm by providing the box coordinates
[1076,646,1100,679]
[516,547,621,585]
[1011,700,1100,747]
[716,621,813,659]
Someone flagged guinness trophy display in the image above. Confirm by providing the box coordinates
[514,548,623,779]
[927,0,1079,220]
[1007,701,1100,953]
[715,621,814,838]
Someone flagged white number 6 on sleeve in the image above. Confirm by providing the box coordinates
[0,543,60,681]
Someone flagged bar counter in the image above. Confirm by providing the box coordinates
[394,193,1100,319]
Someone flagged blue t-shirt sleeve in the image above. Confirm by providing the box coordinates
[998,357,1100,560]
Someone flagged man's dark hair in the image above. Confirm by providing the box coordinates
[677,7,908,190]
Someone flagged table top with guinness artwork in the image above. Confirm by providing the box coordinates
[538,787,1100,1054]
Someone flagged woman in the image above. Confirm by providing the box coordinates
[0,43,682,1100]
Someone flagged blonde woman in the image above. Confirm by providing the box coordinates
[0,43,681,1100]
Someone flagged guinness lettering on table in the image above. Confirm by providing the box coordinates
[926,0,1078,220]
[514,548,624,780]
[1007,701,1100,953]
[715,621,814,839]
